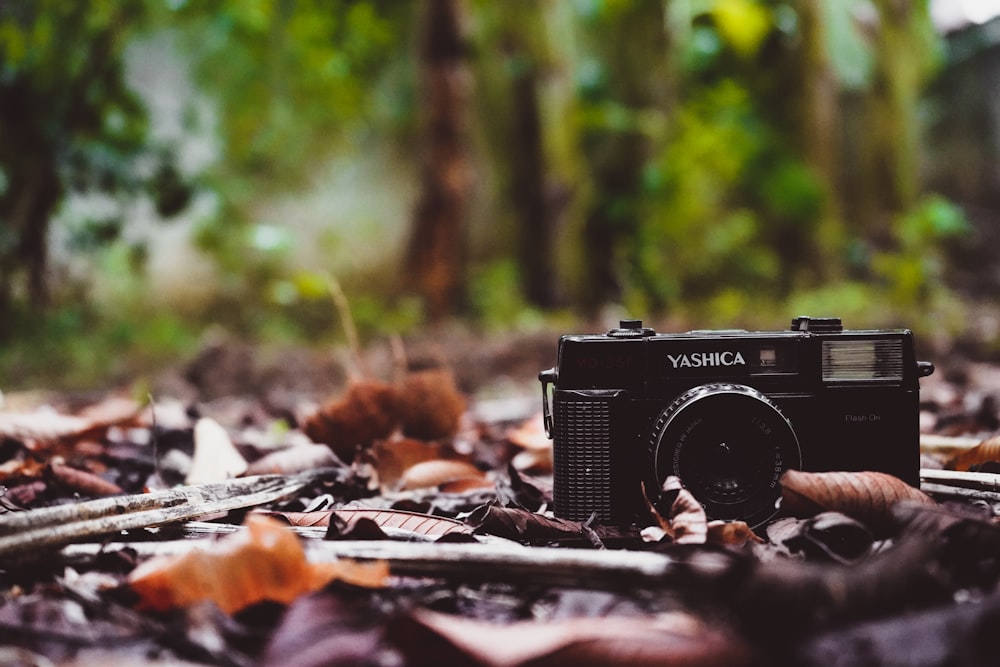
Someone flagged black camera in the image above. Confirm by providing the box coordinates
[539,316,934,527]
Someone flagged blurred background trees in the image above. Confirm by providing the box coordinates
[1,0,996,388]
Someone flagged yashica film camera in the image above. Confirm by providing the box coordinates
[539,316,935,527]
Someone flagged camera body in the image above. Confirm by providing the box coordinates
[539,316,934,527]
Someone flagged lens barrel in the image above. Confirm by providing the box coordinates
[650,384,801,527]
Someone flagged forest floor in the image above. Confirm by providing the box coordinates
[1,324,1000,666]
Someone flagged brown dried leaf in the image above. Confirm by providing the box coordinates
[302,380,399,462]
[465,504,638,545]
[371,436,457,488]
[706,520,764,547]
[395,608,754,667]
[396,368,467,441]
[664,477,708,544]
[128,514,388,614]
[264,508,473,536]
[0,457,45,483]
[0,411,94,448]
[49,461,122,497]
[645,477,708,545]
[0,398,141,450]
[507,413,550,451]
[948,433,1000,471]
[245,444,342,475]
[780,469,935,533]
[398,459,486,491]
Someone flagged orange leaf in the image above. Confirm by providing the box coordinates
[707,520,764,547]
[948,434,1000,472]
[128,515,388,614]
[780,469,935,533]
[398,459,486,491]
[507,413,550,451]
[371,437,456,489]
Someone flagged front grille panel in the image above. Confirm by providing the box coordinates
[553,398,613,522]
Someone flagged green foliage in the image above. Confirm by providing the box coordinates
[166,0,409,193]
[469,260,546,331]
[871,195,970,309]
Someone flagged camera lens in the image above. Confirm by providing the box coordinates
[650,384,801,527]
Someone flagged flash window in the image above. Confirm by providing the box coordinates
[822,339,904,383]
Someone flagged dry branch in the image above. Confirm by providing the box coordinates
[0,471,338,558]
[65,538,678,591]
[920,468,1000,502]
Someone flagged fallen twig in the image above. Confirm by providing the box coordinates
[64,538,679,591]
[0,470,340,558]
[920,468,1000,492]
[920,468,1000,502]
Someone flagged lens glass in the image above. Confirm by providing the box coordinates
[653,385,800,526]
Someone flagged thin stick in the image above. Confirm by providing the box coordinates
[920,483,1000,503]
[920,468,1000,492]
[64,539,678,591]
[0,472,335,558]
[328,275,368,378]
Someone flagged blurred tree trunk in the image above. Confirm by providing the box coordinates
[858,0,936,242]
[486,0,559,309]
[791,0,844,280]
[578,2,670,313]
[406,0,473,320]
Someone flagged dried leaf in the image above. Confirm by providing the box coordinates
[185,417,248,484]
[49,461,122,497]
[372,436,458,489]
[396,368,466,441]
[302,380,399,461]
[706,520,763,547]
[507,413,550,451]
[766,512,874,564]
[264,508,473,537]
[0,398,140,449]
[394,608,753,667]
[780,470,935,533]
[465,504,638,545]
[246,444,342,475]
[128,514,388,614]
[948,433,1000,471]
[398,459,486,491]
[0,411,94,448]
[646,477,708,545]
[261,590,385,667]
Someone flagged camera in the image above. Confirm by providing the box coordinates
[539,316,934,527]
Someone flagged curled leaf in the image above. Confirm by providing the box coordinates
[394,608,753,667]
[646,477,708,545]
[185,417,248,484]
[948,434,1000,472]
[396,368,466,441]
[706,520,763,548]
[767,512,874,564]
[246,444,342,475]
[302,380,399,461]
[780,470,935,534]
[49,461,122,498]
[128,514,388,614]
[398,459,486,491]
